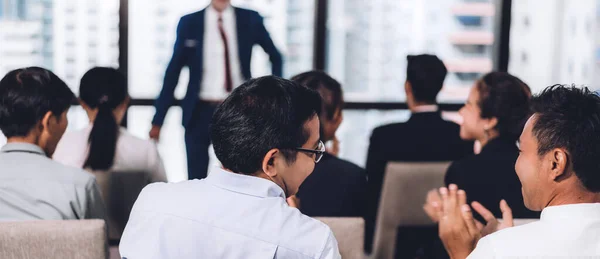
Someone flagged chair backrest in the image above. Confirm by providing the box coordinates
[316,217,365,259]
[0,220,107,259]
[371,162,451,259]
[92,170,150,241]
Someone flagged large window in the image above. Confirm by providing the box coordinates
[326,0,496,166]
[0,0,119,134]
[508,0,600,94]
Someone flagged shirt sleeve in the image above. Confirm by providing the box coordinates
[467,236,497,259]
[84,177,108,221]
[319,231,342,259]
[147,142,168,182]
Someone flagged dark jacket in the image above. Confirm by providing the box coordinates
[445,135,540,220]
[297,153,367,217]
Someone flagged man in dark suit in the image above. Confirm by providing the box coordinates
[149,0,282,180]
[292,71,367,218]
[364,54,473,256]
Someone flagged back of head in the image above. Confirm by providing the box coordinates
[477,72,532,140]
[406,54,447,103]
[210,76,322,175]
[0,67,74,139]
[79,67,128,171]
[291,71,343,141]
[530,85,600,193]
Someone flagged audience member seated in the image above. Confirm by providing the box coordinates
[365,54,473,255]
[54,67,167,183]
[119,76,340,258]
[292,71,367,217]
[438,85,600,258]
[0,67,105,220]
[425,72,539,224]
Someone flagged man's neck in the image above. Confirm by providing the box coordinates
[410,103,438,113]
[7,136,39,146]
[546,186,600,207]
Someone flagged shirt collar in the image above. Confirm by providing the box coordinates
[205,167,286,199]
[540,203,600,221]
[1,143,46,156]
[207,4,234,20]
[412,105,439,113]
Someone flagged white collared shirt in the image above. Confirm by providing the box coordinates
[53,125,167,183]
[412,104,439,113]
[468,203,600,258]
[119,167,341,259]
[199,5,245,101]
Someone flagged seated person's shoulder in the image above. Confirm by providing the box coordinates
[119,128,156,149]
[473,221,544,255]
[327,156,366,178]
[277,204,336,251]
[50,160,98,186]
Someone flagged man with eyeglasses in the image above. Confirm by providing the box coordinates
[120,76,340,259]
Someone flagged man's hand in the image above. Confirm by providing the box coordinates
[149,125,162,141]
[471,199,514,237]
[438,184,480,259]
[423,189,442,223]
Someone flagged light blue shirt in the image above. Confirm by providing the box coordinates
[120,167,341,259]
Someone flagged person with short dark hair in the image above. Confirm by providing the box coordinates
[120,76,341,258]
[438,85,600,258]
[0,67,105,220]
[292,71,367,217]
[365,54,473,254]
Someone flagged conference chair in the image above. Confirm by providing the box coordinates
[316,217,365,259]
[0,220,107,259]
[370,162,451,259]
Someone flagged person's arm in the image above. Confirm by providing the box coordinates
[319,231,342,259]
[84,178,107,221]
[254,13,282,77]
[152,17,189,127]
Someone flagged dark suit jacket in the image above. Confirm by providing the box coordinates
[152,7,283,127]
[364,111,474,252]
[296,153,367,218]
[445,136,540,220]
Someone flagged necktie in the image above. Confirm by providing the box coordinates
[218,14,233,92]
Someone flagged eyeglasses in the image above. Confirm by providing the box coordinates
[295,140,325,163]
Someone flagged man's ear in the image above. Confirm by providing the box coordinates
[262,148,279,178]
[40,111,53,133]
[405,81,412,96]
[549,148,568,181]
[484,117,499,131]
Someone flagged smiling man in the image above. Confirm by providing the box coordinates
[120,76,340,259]
[438,85,600,258]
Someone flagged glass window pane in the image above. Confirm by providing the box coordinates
[508,0,600,94]
[326,0,496,103]
[0,0,120,94]
[127,106,188,182]
[128,0,315,99]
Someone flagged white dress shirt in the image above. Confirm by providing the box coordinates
[469,203,600,258]
[53,125,167,182]
[199,5,245,101]
[119,167,341,259]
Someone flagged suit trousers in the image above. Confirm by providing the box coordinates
[184,101,218,180]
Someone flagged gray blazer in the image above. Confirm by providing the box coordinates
[0,143,106,221]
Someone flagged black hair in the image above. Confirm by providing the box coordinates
[406,54,447,103]
[0,67,74,138]
[79,67,128,171]
[530,85,600,192]
[210,76,322,175]
[476,72,532,140]
[291,71,343,121]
